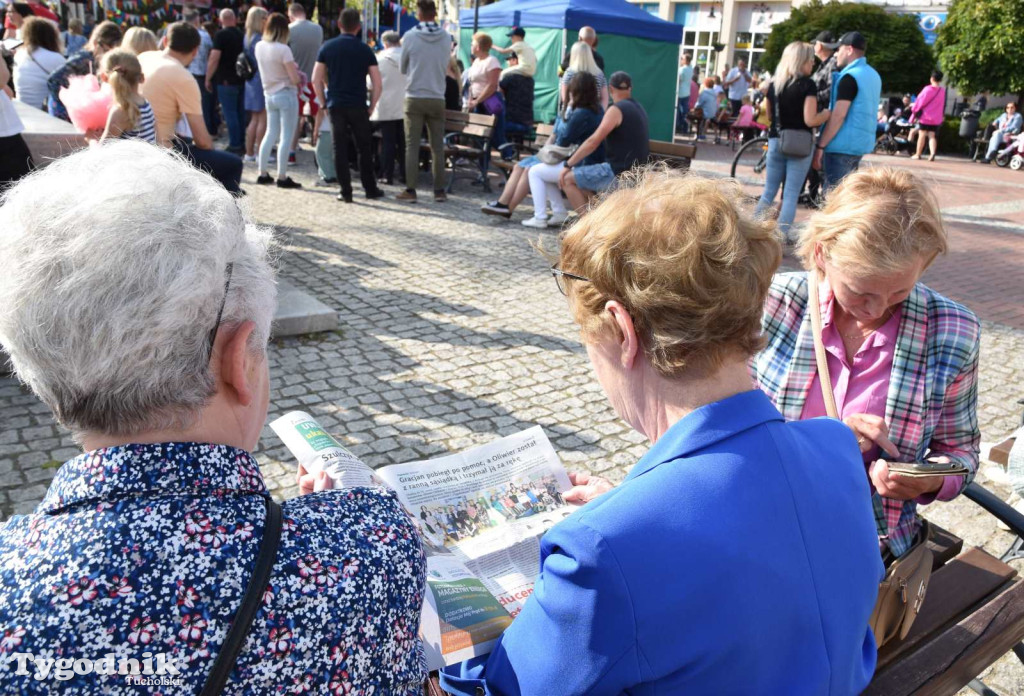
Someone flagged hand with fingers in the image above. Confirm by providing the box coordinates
[563,471,615,505]
[844,413,946,499]
[843,413,900,459]
[868,459,946,500]
[296,463,334,496]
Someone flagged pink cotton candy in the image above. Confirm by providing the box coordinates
[60,75,114,133]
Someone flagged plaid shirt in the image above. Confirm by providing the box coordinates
[753,272,981,557]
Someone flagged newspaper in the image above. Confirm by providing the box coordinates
[270,413,575,669]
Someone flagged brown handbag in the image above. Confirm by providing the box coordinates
[807,273,932,647]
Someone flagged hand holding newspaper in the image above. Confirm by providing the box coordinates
[270,412,576,669]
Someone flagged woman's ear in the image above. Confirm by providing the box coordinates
[605,300,639,370]
[812,242,827,274]
[216,320,258,407]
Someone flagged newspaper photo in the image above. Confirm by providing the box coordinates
[270,414,576,670]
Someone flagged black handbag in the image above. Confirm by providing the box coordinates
[198,496,282,695]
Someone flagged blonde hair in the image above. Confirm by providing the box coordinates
[568,41,600,76]
[122,26,157,55]
[772,41,813,96]
[559,167,781,376]
[472,31,492,54]
[796,167,947,277]
[247,7,269,40]
[101,49,143,131]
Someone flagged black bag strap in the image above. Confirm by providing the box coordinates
[199,496,283,696]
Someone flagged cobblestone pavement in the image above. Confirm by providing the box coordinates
[0,146,1022,692]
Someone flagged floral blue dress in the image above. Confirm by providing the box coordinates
[0,443,427,693]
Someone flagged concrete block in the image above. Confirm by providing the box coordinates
[15,101,87,165]
[271,280,339,337]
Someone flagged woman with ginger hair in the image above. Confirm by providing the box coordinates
[442,168,882,695]
[754,166,980,561]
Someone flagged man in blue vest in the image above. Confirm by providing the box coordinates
[811,31,882,192]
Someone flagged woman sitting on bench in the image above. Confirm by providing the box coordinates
[753,167,981,561]
[480,71,603,224]
[442,168,883,695]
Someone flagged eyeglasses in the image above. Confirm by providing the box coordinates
[550,265,591,296]
[207,262,234,359]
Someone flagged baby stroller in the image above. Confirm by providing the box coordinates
[995,133,1024,170]
[875,118,914,156]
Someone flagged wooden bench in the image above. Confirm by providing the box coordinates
[417,110,496,193]
[648,140,696,170]
[867,484,1024,695]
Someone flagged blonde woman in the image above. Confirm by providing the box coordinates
[98,48,155,143]
[254,12,301,188]
[754,41,830,241]
[122,26,158,55]
[445,55,462,110]
[559,41,607,112]
[243,6,268,163]
[754,167,980,561]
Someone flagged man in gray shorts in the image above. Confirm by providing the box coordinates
[559,71,649,210]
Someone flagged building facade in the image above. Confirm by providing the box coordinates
[631,0,948,78]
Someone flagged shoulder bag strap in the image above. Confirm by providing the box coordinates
[199,496,283,696]
[772,82,780,134]
[807,272,840,419]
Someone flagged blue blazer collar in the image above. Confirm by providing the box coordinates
[625,390,784,482]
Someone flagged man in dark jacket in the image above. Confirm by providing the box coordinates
[811,30,839,111]
[805,30,839,203]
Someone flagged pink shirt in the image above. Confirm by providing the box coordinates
[801,284,961,503]
[911,84,946,126]
[734,104,755,127]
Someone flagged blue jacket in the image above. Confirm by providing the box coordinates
[827,57,882,156]
[442,390,883,696]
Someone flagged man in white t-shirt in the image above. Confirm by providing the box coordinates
[724,58,751,116]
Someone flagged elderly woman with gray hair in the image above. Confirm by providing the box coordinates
[0,142,426,694]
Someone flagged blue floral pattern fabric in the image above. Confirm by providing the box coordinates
[0,442,427,693]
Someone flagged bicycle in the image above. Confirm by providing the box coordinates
[730,136,824,210]
[730,135,769,187]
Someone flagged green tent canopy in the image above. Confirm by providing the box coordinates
[458,0,683,141]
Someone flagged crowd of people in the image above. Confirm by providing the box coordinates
[1,0,657,219]
[418,476,565,547]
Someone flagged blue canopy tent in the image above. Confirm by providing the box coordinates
[458,0,683,139]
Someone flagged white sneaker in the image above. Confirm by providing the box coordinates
[547,210,569,225]
[521,216,549,228]
[242,155,256,163]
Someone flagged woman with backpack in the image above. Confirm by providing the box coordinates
[754,41,831,243]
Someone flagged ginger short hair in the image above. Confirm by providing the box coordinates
[473,32,492,53]
[795,167,947,278]
[559,168,781,377]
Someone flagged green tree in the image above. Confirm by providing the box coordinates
[761,1,932,96]
[935,0,1024,105]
